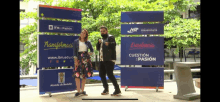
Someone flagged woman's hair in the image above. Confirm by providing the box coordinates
[79,29,89,42]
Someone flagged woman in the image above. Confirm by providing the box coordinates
[73,29,94,97]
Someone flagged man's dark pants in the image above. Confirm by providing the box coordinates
[99,61,119,90]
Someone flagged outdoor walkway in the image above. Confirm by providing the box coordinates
[20,80,200,102]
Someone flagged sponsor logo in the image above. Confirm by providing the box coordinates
[44,41,74,50]
[127,28,139,33]
[48,25,73,31]
[41,13,44,17]
[58,72,65,83]
[127,27,158,33]
[56,60,59,63]
[141,28,157,32]
[49,25,53,30]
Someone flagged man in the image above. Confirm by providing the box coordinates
[96,26,121,96]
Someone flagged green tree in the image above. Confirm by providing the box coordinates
[20,0,198,73]
[161,17,200,61]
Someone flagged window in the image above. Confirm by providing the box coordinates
[180,15,183,18]
[20,9,25,12]
[188,5,200,19]
[20,42,25,53]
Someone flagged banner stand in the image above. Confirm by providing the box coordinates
[123,33,161,92]
[121,13,164,92]
[37,33,79,97]
[36,5,82,97]
[42,67,52,97]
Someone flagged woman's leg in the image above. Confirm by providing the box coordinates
[75,77,81,93]
[81,77,86,92]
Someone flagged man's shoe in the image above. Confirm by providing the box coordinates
[101,89,109,95]
[111,89,121,96]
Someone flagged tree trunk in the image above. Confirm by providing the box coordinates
[180,48,183,62]
[180,54,182,62]
[95,55,98,70]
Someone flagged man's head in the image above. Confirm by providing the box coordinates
[100,26,108,39]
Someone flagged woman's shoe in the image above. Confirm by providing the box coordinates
[81,91,88,96]
[75,92,81,97]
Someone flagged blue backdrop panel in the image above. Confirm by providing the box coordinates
[121,11,164,22]
[37,35,78,68]
[38,69,76,94]
[121,24,164,35]
[38,5,81,20]
[121,37,164,65]
[38,20,81,34]
[121,67,164,87]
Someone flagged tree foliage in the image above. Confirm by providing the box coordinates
[162,17,200,55]
[20,0,199,73]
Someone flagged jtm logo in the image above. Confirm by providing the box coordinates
[127,28,139,33]
[49,25,53,30]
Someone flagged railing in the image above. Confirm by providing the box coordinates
[20,69,200,79]
[164,48,200,62]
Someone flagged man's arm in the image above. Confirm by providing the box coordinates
[108,36,116,49]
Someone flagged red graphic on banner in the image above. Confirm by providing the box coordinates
[39,4,82,11]
[130,42,155,50]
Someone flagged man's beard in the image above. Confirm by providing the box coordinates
[101,33,108,39]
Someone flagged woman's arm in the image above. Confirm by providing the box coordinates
[96,39,101,51]
[88,41,94,55]
[73,40,78,60]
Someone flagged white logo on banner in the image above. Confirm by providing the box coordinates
[55,25,73,31]
[127,28,139,33]
[141,28,157,32]
[48,25,73,31]
[49,25,53,30]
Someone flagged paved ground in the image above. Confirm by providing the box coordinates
[20,80,200,102]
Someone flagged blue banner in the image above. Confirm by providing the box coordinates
[37,35,79,68]
[38,69,76,94]
[121,11,164,22]
[38,20,81,34]
[121,37,164,65]
[121,24,164,35]
[38,5,81,20]
[121,67,164,87]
